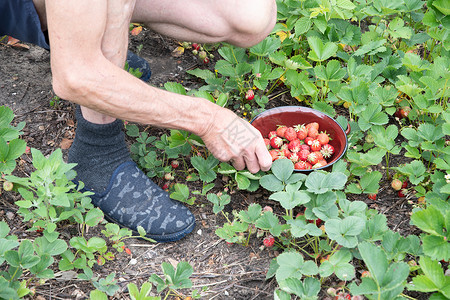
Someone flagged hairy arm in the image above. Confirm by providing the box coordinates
[45,0,271,173]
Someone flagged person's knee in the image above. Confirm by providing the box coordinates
[227,0,277,47]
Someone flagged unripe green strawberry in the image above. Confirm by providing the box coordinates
[198,50,207,60]
[391,179,402,191]
[3,181,13,191]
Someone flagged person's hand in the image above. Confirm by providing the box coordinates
[199,108,272,173]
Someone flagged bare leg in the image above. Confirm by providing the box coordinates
[132,0,277,48]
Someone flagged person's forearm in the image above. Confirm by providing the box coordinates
[52,56,222,136]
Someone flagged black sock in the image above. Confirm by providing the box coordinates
[68,106,132,192]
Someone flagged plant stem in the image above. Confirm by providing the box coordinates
[385,152,391,180]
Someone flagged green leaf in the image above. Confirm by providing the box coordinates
[255,211,283,237]
[411,205,445,236]
[5,139,26,160]
[84,208,104,227]
[271,159,294,182]
[260,174,284,192]
[359,171,383,194]
[353,39,387,57]
[235,173,251,190]
[358,241,388,285]
[276,251,318,281]
[325,216,365,248]
[307,37,338,62]
[314,60,346,81]
[433,0,450,15]
[403,52,431,72]
[358,104,389,131]
[249,36,281,57]
[164,82,186,95]
[305,172,348,194]
[207,193,231,214]
[295,17,312,35]
[190,155,219,183]
[409,256,450,298]
[90,290,108,300]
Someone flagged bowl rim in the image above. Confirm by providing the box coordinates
[250,106,348,172]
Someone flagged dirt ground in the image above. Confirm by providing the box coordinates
[0,28,424,300]
[0,29,280,300]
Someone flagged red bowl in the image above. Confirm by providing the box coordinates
[251,106,349,172]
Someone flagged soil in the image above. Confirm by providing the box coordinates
[0,28,425,300]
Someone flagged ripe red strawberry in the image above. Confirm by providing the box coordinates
[361,270,371,278]
[263,206,273,213]
[269,150,280,161]
[317,132,330,145]
[284,127,297,141]
[294,123,305,132]
[368,193,377,200]
[308,127,319,138]
[317,159,327,166]
[312,161,327,169]
[299,144,310,151]
[287,152,299,163]
[268,131,278,139]
[294,161,309,170]
[308,218,323,226]
[245,89,254,100]
[398,189,406,197]
[307,152,319,165]
[192,43,200,51]
[305,137,314,146]
[281,148,291,157]
[288,139,302,152]
[162,182,170,190]
[276,125,287,138]
[320,144,334,159]
[296,127,308,140]
[171,160,179,169]
[270,137,283,149]
[313,151,323,161]
[298,149,310,161]
[306,122,319,131]
[402,181,408,188]
[263,235,275,247]
[203,57,210,64]
[391,179,402,191]
[395,106,411,119]
[310,139,321,152]
[263,138,271,149]
[25,146,31,154]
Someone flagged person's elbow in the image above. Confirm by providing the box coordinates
[229,0,277,48]
[51,64,88,101]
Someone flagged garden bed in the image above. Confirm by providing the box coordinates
[1,1,449,299]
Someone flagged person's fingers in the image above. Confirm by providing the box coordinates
[231,156,246,171]
[255,143,272,172]
[243,153,260,174]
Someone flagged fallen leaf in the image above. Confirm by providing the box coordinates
[7,36,30,49]
[131,26,143,36]
[59,138,73,150]
[172,46,185,57]
[167,257,179,268]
